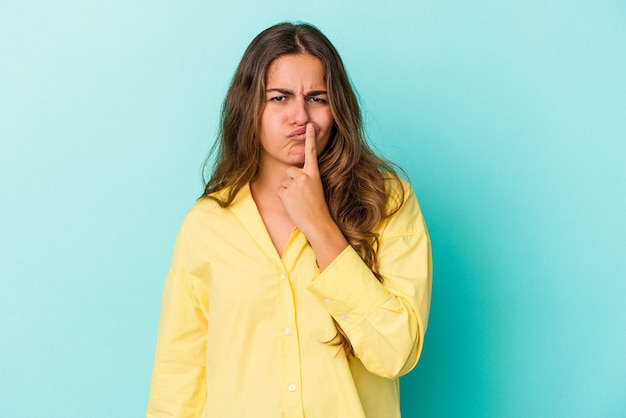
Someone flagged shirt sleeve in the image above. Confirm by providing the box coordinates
[307,183,432,379]
[146,216,209,418]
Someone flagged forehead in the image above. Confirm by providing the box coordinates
[266,54,326,88]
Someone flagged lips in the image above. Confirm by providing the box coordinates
[288,126,307,138]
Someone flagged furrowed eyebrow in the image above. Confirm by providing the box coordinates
[306,90,328,96]
[266,88,293,95]
[266,88,328,96]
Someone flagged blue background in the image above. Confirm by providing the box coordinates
[1,1,625,417]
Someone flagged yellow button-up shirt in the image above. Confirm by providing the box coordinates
[147,180,431,417]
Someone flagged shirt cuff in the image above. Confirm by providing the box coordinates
[307,245,390,332]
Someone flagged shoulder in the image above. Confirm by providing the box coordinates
[180,183,249,230]
[383,173,415,213]
[178,193,228,235]
[380,175,426,236]
[186,196,222,219]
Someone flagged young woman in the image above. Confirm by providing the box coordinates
[147,22,432,418]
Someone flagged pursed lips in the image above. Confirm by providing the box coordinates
[288,126,307,139]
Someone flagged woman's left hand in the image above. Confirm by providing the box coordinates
[277,123,348,269]
[277,123,330,236]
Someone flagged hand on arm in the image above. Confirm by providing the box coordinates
[277,123,348,270]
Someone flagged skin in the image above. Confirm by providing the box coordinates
[251,53,349,270]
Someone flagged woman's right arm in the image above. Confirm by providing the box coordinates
[146,221,209,418]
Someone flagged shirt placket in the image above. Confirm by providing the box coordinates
[277,268,305,417]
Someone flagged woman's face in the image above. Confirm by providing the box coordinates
[258,53,334,171]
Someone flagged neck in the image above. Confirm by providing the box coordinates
[250,166,280,203]
[250,165,295,235]
[252,162,288,193]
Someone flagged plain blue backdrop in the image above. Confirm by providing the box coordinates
[1,1,625,417]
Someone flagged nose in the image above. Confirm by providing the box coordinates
[290,97,310,125]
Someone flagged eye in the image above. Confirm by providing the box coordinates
[269,96,287,102]
[307,97,328,104]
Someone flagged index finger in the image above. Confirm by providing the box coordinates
[303,123,318,173]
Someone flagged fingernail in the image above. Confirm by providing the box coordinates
[306,123,314,132]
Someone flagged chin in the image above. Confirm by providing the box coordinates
[288,155,305,167]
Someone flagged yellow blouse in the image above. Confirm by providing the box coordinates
[147,180,432,417]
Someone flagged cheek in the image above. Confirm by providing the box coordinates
[316,111,334,136]
[260,108,283,131]
[317,123,334,153]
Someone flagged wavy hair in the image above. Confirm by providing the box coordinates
[202,22,405,357]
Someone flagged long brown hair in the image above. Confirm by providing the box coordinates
[202,22,405,357]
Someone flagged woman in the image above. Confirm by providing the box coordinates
[147,22,432,417]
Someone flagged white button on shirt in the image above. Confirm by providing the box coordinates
[284,327,292,335]
[288,384,297,392]
[280,273,287,280]
[324,298,331,305]
[339,314,347,321]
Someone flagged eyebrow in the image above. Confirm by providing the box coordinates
[266,88,328,96]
